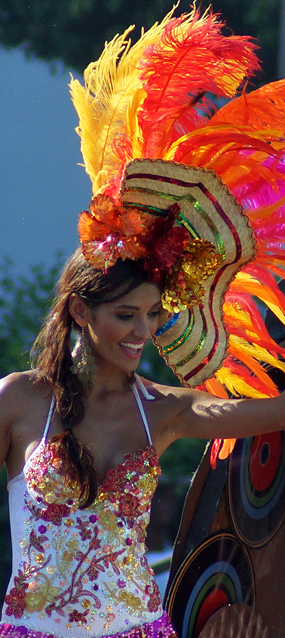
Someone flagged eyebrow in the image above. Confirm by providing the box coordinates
[115,302,161,310]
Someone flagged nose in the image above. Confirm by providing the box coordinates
[133,315,152,340]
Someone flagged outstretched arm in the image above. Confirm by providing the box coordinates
[162,387,284,444]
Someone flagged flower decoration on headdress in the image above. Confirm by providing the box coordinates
[79,195,222,312]
[141,203,222,312]
[161,239,223,313]
[79,195,221,311]
[143,203,188,281]
[78,194,150,270]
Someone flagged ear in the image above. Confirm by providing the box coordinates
[69,293,90,327]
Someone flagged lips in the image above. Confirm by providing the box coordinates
[119,342,145,359]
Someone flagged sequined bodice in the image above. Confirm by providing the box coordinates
[3,435,162,638]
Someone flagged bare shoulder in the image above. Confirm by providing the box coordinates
[0,370,53,477]
[137,375,198,422]
[0,369,53,437]
[139,375,196,402]
[0,370,42,420]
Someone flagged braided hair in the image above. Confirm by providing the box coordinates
[31,248,150,507]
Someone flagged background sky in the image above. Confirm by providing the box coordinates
[1,2,285,280]
[0,47,91,276]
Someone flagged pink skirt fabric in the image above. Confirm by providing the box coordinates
[0,613,177,638]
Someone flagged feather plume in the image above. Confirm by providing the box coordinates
[210,79,285,132]
[223,302,285,357]
[228,338,285,383]
[230,272,285,324]
[71,5,285,462]
[204,377,229,399]
[70,5,261,193]
[138,7,260,157]
[218,439,237,460]
[215,363,275,399]
[70,7,178,195]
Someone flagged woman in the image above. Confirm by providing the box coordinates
[1,5,285,638]
[0,249,285,638]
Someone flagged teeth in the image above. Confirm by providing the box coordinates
[121,342,144,350]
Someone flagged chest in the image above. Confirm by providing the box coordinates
[24,439,161,510]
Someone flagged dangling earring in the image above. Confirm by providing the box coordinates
[71,328,98,388]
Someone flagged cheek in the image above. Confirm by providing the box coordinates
[91,323,125,346]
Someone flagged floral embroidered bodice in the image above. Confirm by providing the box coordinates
[2,386,163,638]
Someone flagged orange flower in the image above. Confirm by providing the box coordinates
[78,194,150,270]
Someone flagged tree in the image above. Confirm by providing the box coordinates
[0,254,64,376]
[0,0,282,84]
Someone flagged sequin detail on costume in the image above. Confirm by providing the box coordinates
[3,443,162,636]
[0,612,177,638]
[161,314,194,354]
[155,313,180,336]
[124,184,226,258]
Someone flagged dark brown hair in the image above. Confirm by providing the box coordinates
[31,248,151,507]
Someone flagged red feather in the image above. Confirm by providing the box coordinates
[137,9,260,157]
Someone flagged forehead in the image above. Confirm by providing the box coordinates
[105,283,161,308]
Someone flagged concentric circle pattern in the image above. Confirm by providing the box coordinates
[166,534,254,638]
[228,433,285,547]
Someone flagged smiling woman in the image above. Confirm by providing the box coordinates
[1,5,285,638]
[69,284,162,372]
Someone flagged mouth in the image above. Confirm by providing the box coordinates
[119,342,145,359]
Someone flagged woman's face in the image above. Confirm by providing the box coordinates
[86,283,161,374]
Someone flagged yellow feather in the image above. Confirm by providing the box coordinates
[223,303,285,352]
[69,6,181,194]
[229,336,285,377]
[126,88,146,158]
[215,367,271,398]
[219,439,237,460]
[232,272,285,325]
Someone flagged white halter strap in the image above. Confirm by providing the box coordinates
[132,376,154,446]
[42,395,56,441]
[42,377,154,445]
[134,373,155,400]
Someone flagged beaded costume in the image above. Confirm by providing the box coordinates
[0,382,176,638]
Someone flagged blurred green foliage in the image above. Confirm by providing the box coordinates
[0,0,282,85]
[0,254,65,376]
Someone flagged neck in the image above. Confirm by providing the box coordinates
[88,363,134,399]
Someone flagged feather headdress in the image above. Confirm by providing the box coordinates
[70,5,285,466]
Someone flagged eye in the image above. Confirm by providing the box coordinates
[115,314,134,321]
[148,310,161,318]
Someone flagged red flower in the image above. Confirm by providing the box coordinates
[41,503,70,525]
[147,582,161,612]
[5,583,28,619]
[118,493,140,519]
[135,521,147,543]
[147,448,160,468]
[89,533,101,551]
[76,518,92,540]
[68,610,88,624]
[87,562,100,581]
[102,464,129,493]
